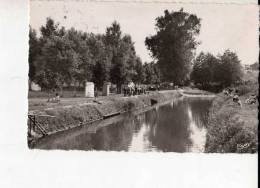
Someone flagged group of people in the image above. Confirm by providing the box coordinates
[223,88,242,107]
[123,82,148,96]
[245,94,257,104]
[48,93,60,103]
[223,87,258,107]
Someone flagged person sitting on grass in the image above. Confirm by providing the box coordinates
[245,94,257,104]
[48,93,60,103]
[55,93,60,102]
[233,94,242,108]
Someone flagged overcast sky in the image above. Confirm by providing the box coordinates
[30,1,259,65]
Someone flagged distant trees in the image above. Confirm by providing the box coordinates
[218,50,243,87]
[29,16,244,94]
[143,62,161,85]
[145,9,201,85]
[29,18,145,93]
[191,50,243,89]
[250,62,259,70]
[191,52,220,87]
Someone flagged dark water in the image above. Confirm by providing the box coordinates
[35,97,213,152]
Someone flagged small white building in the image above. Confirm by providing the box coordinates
[85,82,94,97]
[102,82,111,96]
[31,81,41,91]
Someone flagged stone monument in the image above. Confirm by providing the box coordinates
[102,82,111,96]
[85,82,94,97]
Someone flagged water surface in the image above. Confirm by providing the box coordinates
[35,97,213,152]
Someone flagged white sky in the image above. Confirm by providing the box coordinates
[30,1,259,65]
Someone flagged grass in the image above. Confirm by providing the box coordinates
[205,108,258,153]
[28,90,181,138]
[205,80,258,153]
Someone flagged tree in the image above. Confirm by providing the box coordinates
[191,52,219,86]
[105,21,121,48]
[29,27,40,84]
[66,28,93,90]
[143,62,161,84]
[40,17,59,38]
[250,62,259,70]
[34,35,79,96]
[132,57,145,84]
[106,22,139,92]
[218,50,243,87]
[191,50,243,89]
[145,9,201,85]
[91,36,112,89]
[30,18,142,96]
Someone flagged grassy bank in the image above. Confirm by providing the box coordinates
[205,84,258,153]
[29,90,181,138]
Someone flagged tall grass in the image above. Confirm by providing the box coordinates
[236,85,253,96]
[205,109,258,153]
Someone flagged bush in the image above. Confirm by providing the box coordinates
[236,85,252,96]
[205,110,258,153]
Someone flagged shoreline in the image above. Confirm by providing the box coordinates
[205,92,258,153]
[28,88,220,148]
[28,90,182,144]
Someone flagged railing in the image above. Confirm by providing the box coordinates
[28,114,55,137]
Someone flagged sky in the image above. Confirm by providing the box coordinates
[30,1,259,65]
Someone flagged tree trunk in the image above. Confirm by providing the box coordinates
[60,86,63,97]
[47,89,50,102]
[73,81,77,97]
[117,84,122,94]
[28,80,32,91]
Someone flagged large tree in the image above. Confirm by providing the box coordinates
[30,18,142,95]
[145,9,201,85]
[191,50,243,89]
[34,35,79,95]
[106,22,139,92]
[218,49,243,87]
[90,35,112,89]
[191,52,220,86]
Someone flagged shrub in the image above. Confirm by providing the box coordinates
[236,85,252,96]
[205,110,258,153]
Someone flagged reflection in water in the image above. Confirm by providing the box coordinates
[35,98,213,152]
[187,106,206,152]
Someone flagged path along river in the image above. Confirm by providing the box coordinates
[34,97,213,152]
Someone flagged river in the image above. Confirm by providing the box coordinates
[34,97,213,152]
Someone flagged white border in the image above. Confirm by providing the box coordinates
[0,1,258,187]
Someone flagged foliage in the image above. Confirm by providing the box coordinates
[132,57,145,84]
[30,18,142,93]
[236,85,252,96]
[29,27,40,82]
[250,62,259,70]
[191,50,243,90]
[218,50,243,87]
[143,62,161,84]
[145,9,201,84]
[191,52,219,86]
[205,109,258,153]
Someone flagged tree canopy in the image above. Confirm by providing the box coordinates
[29,18,146,92]
[191,50,243,89]
[145,9,201,85]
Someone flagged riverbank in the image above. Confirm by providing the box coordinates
[205,89,258,153]
[28,90,181,142]
[178,88,215,98]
